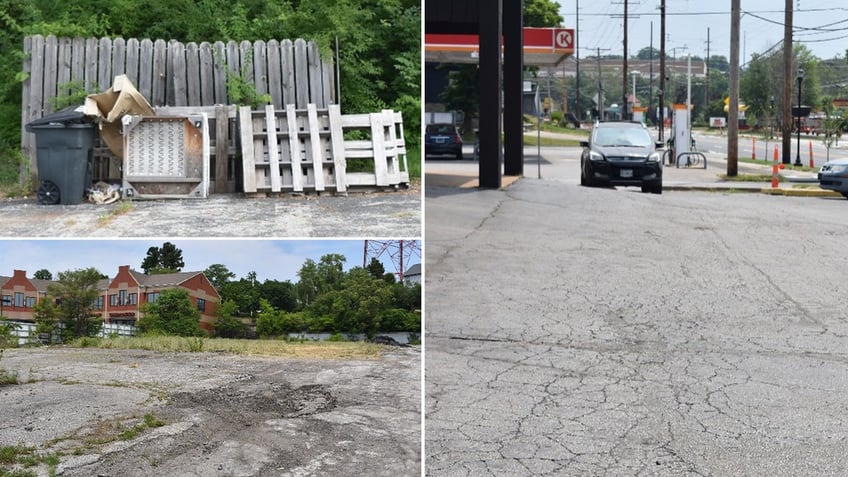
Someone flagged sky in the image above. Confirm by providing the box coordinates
[560,0,848,63]
[0,239,421,283]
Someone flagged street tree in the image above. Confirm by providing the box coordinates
[137,288,202,336]
[259,279,298,312]
[308,268,393,338]
[33,269,52,280]
[213,300,246,338]
[48,268,104,340]
[141,242,185,274]
[366,258,385,279]
[33,297,60,343]
[203,263,236,290]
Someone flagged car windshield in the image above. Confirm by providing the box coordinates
[593,127,652,147]
[427,125,455,135]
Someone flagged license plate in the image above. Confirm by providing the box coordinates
[436,138,445,144]
[620,169,633,178]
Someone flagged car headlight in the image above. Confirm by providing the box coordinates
[589,151,604,161]
[647,152,661,163]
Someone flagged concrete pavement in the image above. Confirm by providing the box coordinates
[426,147,840,198]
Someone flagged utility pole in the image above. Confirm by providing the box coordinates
[649,21,653,126]
[575,0,580,120]
[595,48,610,120]
[782,0,793,164]
[623,0,628,120]
[659,0,666,141]
[705,28,710,111]
[728,0,740,176]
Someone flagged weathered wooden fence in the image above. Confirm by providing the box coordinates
[21,34,335,188]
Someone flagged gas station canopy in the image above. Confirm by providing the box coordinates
[425,27,575,66]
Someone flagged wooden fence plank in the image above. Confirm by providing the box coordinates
[199,42,215,106]
[151,39,167,106]
[97,37,112,92]
[170,40,187,106]
[238,106,257,193]
[71,38,85,84]
[21,36,34,183]
[226,41,240,104]
[212,41,228,105]
[253,40,268,97]
[185,42,201,106]
[138,39,153,100]
[239,41,253,83]
[84,37,98,93]
[125,38,139,88]
[29,35,45,119]
[328,104,346,193]
[266,40,283,108]
[322,61,333,108]
[56,37,72,101]
[294,39,309,108]
[112,37,126,77]
[43,35,58,113]
[281,40,295,106]
[308,42,324,108]
[265,105,282,193]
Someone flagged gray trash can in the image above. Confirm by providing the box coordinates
[25,107,95,205]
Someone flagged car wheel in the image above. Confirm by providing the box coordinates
[581,164,593,187]
[642,183,662,194]
[842,192,848,199]
[456,149,463,160]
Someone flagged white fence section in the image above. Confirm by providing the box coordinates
[2,321,137,346]
[238,104,409,195]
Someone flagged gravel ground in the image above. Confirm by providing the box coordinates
[0,346,420,476]
[0,187,420,238]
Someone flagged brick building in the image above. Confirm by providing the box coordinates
[0,266,220,331]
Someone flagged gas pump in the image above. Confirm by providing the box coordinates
[672,103,690,165]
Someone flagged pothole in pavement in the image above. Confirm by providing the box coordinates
[168,375,336,418]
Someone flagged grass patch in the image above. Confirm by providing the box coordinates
[97,202,133,227]
[738,157,817,172]
[522,134,582,147]
[406,147,420,178]
[68,335,384,359]
[0,445,59,474]
[718,174,781,182]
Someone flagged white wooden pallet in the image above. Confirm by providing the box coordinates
[238,104,408,195]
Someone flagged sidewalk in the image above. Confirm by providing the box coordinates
[663,151,837,196]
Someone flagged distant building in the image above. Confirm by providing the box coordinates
[0,266,220,331]
[404,264,421,286]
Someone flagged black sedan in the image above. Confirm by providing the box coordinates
[580,121,663,194]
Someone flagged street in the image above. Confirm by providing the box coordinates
[425,151,848,475]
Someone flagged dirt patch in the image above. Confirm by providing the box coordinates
[0,347,420,476]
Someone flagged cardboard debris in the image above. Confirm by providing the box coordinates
[84,75,154,158]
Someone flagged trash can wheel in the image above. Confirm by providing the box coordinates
[37,180,60,205]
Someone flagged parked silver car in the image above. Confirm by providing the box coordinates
[818,158,848,198]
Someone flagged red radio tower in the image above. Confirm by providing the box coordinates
[363,240,421,281]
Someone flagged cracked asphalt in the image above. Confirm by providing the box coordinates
[0,347,420,476]
[425,176,848,476]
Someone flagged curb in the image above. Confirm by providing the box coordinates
[664,185,841,197]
